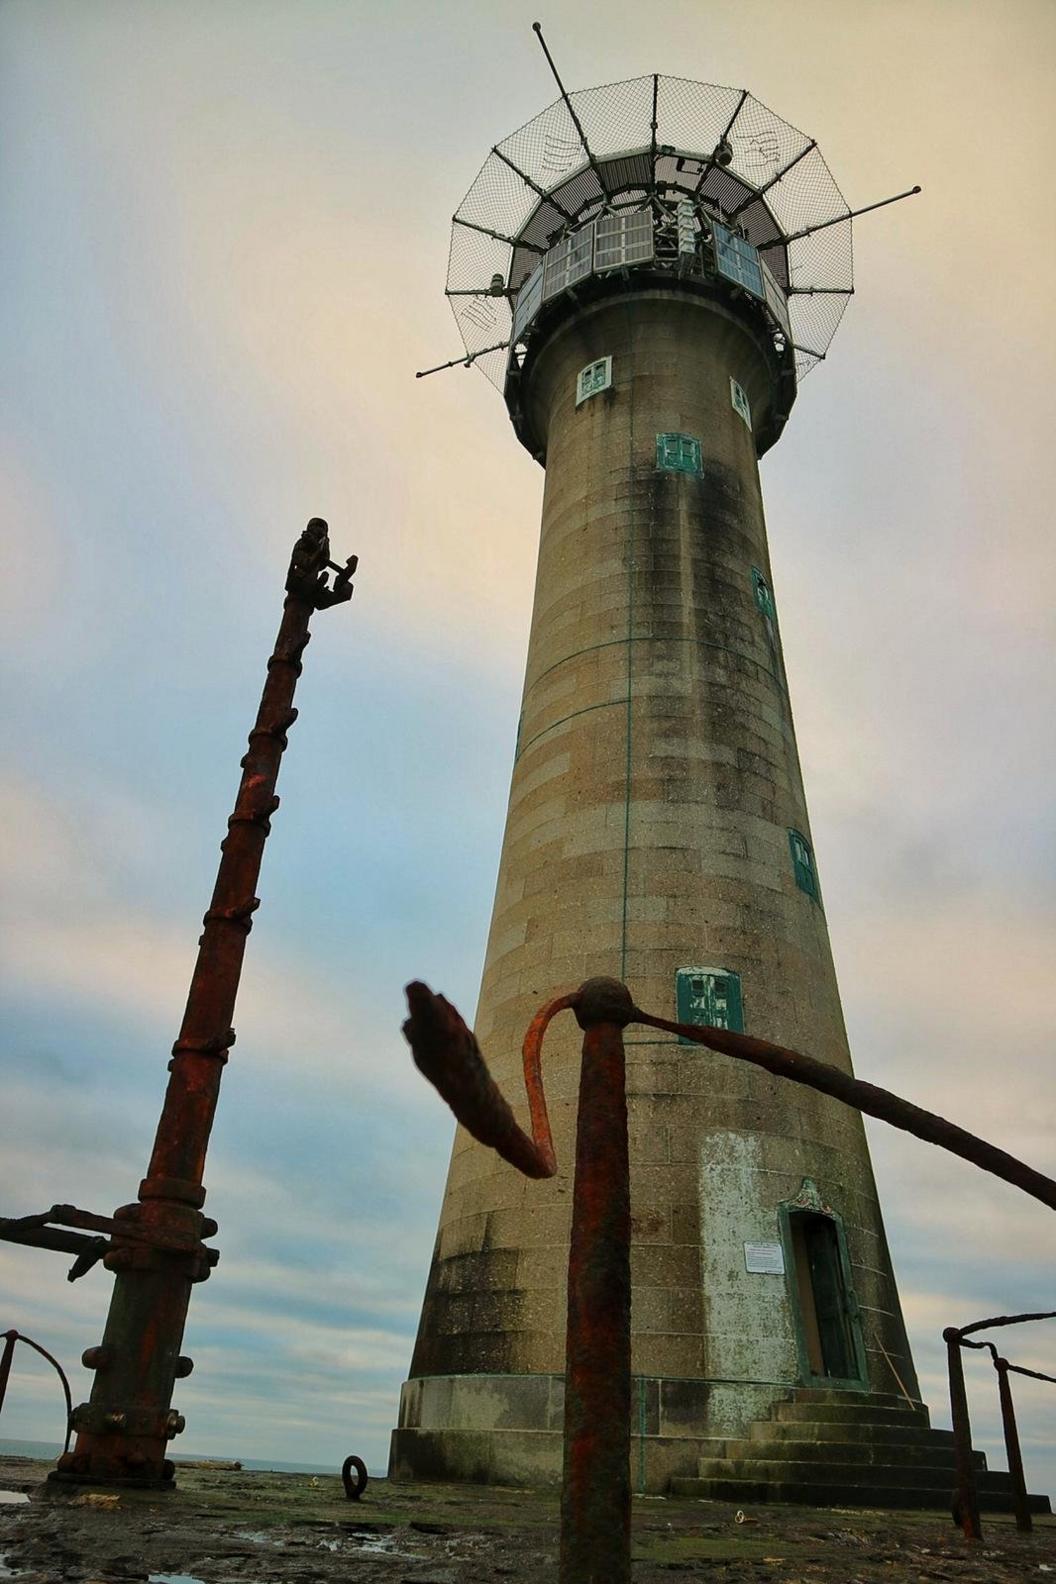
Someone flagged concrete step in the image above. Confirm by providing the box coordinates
[669,1475,1052,1514]
[721,1437,986,1470]
[775,1400,929,1427]
[791,1387,922,1411]
[695,1458,1011,1491]
[753,1418,949,1446]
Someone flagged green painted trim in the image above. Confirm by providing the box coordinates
[674,966,744,1044]
[516,696,623,759]
[788,827,821,904]
[636,1375,647,1494]
[404,1370,799,1388]
[655,431,703,474]
[515,633,791,764]
[620,341,638,981]
[777,1199,869,1391]
[751,565,776,620]
[524,631,788,708]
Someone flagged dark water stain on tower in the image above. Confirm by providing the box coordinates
[395,65,927,1497]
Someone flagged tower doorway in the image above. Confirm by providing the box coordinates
[786,1208,864,1384]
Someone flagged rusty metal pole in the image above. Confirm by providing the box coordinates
[50,521,355,1490]
[944,1328,982,1540]
[403,978,633,1584]
[994,1357,1032,1533]
[0,1331,16,1424]
[561,982,633,1584]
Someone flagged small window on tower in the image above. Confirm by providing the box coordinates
[675,966,744,1045]
[788,829,820,902]
[656,433,702,475]
[730,377,753,431]
[752,567,775,620]
[576,356,612,406]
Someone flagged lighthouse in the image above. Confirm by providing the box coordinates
[392,67,933,1499]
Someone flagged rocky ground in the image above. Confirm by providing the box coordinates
[1,1454,1053,1583]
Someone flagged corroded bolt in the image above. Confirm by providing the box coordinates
[81,1346,111,1371]
[573,976,635,1030]
[104,1411,127,1429]
[165,1412,186,1438]
[174,1356,194,1378]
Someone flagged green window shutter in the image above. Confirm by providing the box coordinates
[788,829,820,901]
[656,432,702,475]
[752,566,776,620]
[730,377,753,431]
[576,355,612,405]
[675,967,744,1045]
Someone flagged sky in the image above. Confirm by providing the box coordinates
[1,0,1054,1496]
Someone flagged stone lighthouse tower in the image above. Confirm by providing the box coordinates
[393,70,931,1500]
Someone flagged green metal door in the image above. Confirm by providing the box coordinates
[804,1215,854,1381]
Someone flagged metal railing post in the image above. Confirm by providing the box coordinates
[995,1356,1031,1533]
[944,1328,982,1540]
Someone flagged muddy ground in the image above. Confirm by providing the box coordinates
[1,1453,1053,1583]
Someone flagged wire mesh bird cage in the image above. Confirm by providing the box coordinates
[445,75,854,394]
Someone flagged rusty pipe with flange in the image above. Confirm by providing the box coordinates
[49,521,356,1492]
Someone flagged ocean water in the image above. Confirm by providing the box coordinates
[0,1440,380,1478]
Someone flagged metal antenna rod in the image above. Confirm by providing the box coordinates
[728,139,817,217]
[416,341,511,379]
[453,216,545,254]
[759,184,922,249]
[532,22,612,201]
[492,145,576,223]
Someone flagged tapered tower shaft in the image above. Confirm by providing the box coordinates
[393,284,918,1488]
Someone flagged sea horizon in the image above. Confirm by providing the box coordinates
[0,1438,385,1479]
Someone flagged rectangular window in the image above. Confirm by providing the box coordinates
[542,223,594,302]
[761,256,792,338]
[656,432,702,475]
[595,209,654,271]
[576,355,613,405]
[751,566,775,620]
[713,222,766,300]
[512,263,545,341]
[675,967,744,1045]
[676,199,697,259]
[730,377,753,431]
[789,829,820,902]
